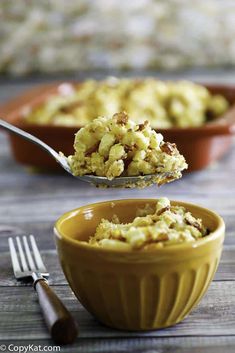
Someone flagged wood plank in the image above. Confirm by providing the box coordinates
[0,337,235,353]
[1,192,235,220]
[0,281,234,340]
[0,246,234,286]
[1,171,235,197]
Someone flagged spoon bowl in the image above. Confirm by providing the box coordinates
[0,118,177,188]
[75,172,175,188]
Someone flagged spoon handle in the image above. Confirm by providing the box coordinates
[0,119,71,172]
[0,118,60,157]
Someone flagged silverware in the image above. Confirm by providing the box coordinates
[8,235,78,344]
[0,119,175,188]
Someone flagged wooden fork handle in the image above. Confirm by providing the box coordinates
[34,279,78,344]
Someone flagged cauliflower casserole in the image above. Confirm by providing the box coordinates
[86,198,208,250]
[22,79,229,129]
[67,112,187,187]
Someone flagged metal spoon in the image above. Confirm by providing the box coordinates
[0,119,175,188]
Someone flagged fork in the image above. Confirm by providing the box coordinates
[8,235,78,344]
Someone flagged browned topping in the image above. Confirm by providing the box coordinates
[185,217,202,232]
[111,235,126,242]
[137,120,149,131]
[206,110,215,122]
[114,111,129,125]
[124,144,134,152]
[160,142,176,155]
[158,175,175,186]
[59,102,82,114]
[85,142,99,156]
[155,233,169,242]
[123,158,132,169]
[157,206,170,216]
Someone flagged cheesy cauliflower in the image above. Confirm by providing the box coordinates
[67,112,187,186]
[22,79,229,128]
[88,198,208,250]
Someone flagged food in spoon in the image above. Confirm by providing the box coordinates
[22,79,229,128]
[67,112,187,187]
[87,198,208,250]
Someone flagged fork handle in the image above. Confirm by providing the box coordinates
[34,278,78,344]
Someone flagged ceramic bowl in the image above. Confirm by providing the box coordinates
[54,198,225,331]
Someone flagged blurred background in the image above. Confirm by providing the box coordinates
[0,0,235,77]
[1,0,235,172]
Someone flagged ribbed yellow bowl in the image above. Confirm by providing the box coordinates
[54,199,225,331]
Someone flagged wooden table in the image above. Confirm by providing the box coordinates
[0,72,235,352]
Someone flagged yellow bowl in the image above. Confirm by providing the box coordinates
[54,199,225,331]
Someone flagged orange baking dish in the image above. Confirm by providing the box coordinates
[0,82,235,172]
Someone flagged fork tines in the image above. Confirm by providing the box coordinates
[8,235,48,279]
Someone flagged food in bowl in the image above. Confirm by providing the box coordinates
[88,197,208,250]
[22,78,229,128]
[67,112,187,186]
[54,198,225,331]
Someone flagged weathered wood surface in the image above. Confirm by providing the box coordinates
[0,281,235,340]
[0,74,235,352]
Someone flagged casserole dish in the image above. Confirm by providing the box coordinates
[0,82,234,172]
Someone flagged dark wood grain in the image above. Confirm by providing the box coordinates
[0,337,235,353]
[0,282,235,340]
[0,76,235,352]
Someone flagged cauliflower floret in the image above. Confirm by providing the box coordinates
[98,133,116,157]
[89,198,208,250]
[74,130,96,150]
[149,131,163,149]
[89,153,105,175]
[156,197,170,211]
[133,150,146,161]
[122,131,150,150]
[207,95,229,117]
[67,112,187,186]
[106,160,124,179]
[108,144,126,162]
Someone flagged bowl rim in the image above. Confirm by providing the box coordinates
[54,198,225,255]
